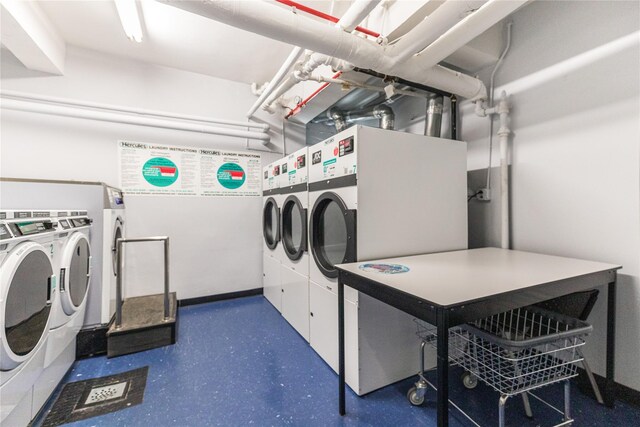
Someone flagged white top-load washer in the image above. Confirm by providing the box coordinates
[307,125,468,395]
[0,210,57,427]
[262,161,283,312]
[101,186,125,325]
[278,147,310,341]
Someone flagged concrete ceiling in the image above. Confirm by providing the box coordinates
[34,0,312,85]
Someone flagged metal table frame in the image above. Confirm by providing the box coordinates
[336,252,619,427]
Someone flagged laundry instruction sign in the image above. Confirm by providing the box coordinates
[118,141,261,197]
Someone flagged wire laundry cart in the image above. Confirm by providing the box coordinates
[407,306,592,427]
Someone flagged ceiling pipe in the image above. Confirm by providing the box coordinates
[1,98,271,141]
[327,104,395,131]
[246,46,303,118]
[2,90,269,131]
[157,0,493,100]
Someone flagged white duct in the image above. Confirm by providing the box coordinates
[2,90,269,131]
[1,97,271,141]
[496,91,510,249]
[158,0,489,100]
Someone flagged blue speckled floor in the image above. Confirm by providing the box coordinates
[34,296,639,426]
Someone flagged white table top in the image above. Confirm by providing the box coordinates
[337,248,621,307]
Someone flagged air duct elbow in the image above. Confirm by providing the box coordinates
[328,107,347,132]
[373,104,394,130]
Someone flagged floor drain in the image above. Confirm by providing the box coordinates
[84,382,129,406]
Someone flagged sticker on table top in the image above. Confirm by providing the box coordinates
[358,263,410,274]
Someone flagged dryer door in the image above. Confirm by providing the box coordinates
[310,192,356,279]
[0,242,54,370]
[60,233,91,315]
[281,195,307,261]
[111,216,124,276]
[262,197,280,250]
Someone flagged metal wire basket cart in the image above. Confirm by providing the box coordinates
[407,306,592,427]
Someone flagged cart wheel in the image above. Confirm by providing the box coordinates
[407,387,425,406]
[462,372,478,389]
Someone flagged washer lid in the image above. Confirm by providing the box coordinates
[1,242,53,369]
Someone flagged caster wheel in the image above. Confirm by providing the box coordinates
[407,386,425,406]
[462,372,478,389]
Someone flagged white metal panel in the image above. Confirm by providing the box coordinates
[308,280,359,392]
[308,127,358,184]
[262,253,281,312]
[357,126,468,261]
[280,265,309,342]
[280,147,308,188]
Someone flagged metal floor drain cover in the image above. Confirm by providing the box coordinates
[84,382,128,405]
[41,367,148,427]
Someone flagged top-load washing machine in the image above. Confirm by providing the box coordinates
[278,147,310,341]
[0,210,57,426]
[307,125,468,395]
[101,186,125,325]
[262,160,284,312]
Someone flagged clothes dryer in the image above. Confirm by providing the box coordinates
[262,161,283,311]
[307,126,468,395]
[101,186,125,325]
[278,147,310,341]
[0,210,56,426]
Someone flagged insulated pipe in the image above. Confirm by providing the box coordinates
[159,0,490,100]
[2,90,269,131]
[247,46,303,118]
[497,91,510,249]
[412,0,529,72]
[336,0,382,33]
[1,98,271,141]
[389,0,488,63]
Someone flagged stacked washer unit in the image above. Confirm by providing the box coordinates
[262,161,283,311]
[35,210,92,415]
[0,210,57,426]
[307,125,467,395]
[101,186,125,325]
[278,147,310,341]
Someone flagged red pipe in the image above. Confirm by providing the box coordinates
[276,0,380,38]
[285,71,343,119]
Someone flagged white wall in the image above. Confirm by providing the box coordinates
[462,1,640,391]
[0,46,303,309]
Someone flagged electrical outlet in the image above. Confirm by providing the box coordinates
[477,188,491,201]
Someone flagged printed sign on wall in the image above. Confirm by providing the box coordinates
[119,141,261,197]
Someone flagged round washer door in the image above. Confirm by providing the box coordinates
[309,192,357,279]
[281,195,307,261]
[0,242,54,370]
[262,197,280,250]
[59,233,91,316]
[111,216,124,276]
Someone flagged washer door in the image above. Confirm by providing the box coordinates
[262,197,280,250]
[309,192,357,279]
[281,195,307,261]
[59,233,91,316]
[111,216,124,276]
[0,242,54,370]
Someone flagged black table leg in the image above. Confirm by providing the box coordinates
[338,281,346,416]
[604,277,617,407]
[437,309,449,427]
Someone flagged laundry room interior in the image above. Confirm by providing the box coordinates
[0,1,639,426]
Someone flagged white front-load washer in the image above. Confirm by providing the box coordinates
[102,186,125,325]
[262,161,283,312]
[0,210,56,427]
[278,147,310,341]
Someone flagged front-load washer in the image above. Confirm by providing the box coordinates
[262,160,283,312]
[101,186,125,325]
[307,125,468,395]
[35,211,93,414]
[278,147,310,341]
[0,210,56,426]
